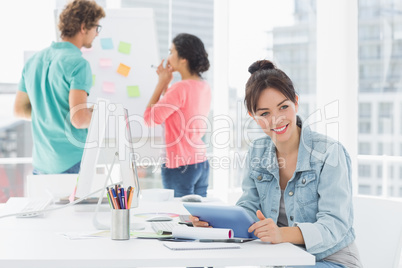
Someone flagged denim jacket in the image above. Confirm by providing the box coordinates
[236,119,356,261]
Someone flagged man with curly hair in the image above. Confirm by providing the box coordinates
[14,0,105,174]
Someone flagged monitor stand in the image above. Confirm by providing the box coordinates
[92,152,144,230]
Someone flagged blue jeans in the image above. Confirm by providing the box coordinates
[297,260,346,268]
[33,161,81,175]
[161,160,209,197]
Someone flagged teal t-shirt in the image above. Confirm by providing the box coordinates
[18,42,92,173]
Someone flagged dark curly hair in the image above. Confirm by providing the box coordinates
[58,0,105,38]
[172,33,210,77]
[245,60,297,114]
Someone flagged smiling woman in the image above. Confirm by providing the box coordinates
[191,59,363,268]
[238,60,362,267]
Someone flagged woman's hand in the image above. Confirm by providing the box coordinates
[248,210,283,243]
[189,215,211,228]
[156,59,173,87]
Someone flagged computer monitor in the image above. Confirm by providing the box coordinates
[71,99,140,208]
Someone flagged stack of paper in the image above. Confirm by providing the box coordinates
[172,226,233,240]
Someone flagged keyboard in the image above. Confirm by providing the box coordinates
[16,198,53,218]
[151,221,184,235]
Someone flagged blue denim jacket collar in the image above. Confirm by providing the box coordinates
[296,117,313,173]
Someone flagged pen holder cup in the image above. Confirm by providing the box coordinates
[111,209,130,240]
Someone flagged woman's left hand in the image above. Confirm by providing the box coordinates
[156,59,173,87]
[248,210,283,243]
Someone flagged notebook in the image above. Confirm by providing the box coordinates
[163,241,240,250]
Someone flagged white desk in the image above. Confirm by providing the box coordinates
[0,198,315,268]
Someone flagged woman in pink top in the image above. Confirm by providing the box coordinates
[144,33,211,197]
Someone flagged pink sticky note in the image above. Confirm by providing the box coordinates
[102,81,115,93]
[99,58,112,67]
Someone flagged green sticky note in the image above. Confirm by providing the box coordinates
[92,74,95,86]
[118,41,131,54]
[127,86,140,97]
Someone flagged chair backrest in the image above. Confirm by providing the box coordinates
[353,195,402,268]
[26,174,78,198]
[26,174,107,199]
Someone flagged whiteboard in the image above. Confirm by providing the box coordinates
[56,8,162,138]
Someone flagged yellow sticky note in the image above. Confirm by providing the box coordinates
[102,81,115,93]
[92,74,95,86]
[127,86,140,97]
[117,63,131,77]
[118,41,131,54]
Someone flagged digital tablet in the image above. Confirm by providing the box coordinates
[183,203,258,239]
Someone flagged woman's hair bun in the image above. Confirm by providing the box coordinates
[248,60,275,74]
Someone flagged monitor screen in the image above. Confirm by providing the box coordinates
[71,100,140,207]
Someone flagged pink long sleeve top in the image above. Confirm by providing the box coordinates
[144,80,211,168]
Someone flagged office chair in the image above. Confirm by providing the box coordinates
[353,195,402,268]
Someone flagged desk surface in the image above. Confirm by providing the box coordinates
[0,198,315,268]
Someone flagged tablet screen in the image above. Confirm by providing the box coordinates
[183,203,257,239]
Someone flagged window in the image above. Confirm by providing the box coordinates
[358,142,371,155]
[358,164,371,177]
[226,0,316,190]
[359,122,371,134]
[359,185,371,195]
[378,103,393,134]
[359,103,371,117]
[377,165,382,179]
[377,142,394,155]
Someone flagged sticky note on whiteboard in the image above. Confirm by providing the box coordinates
[117,63,131,77]
[92,74,95,86]
[118,41,131,54]
[100,38,114,50]
[99,58,112,67]
[102,81,115,93]
[127,86,140,97]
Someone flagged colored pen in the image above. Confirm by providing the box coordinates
[120,187,125,209]
[127,187,134,209]
[106,189,113,209]
[117,188,123,209]
[107,187,116,209]
[111,188,121,209]
[126,186,132,208]
[124,189,127,209]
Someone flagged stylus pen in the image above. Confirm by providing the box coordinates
[199,239,253,243]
